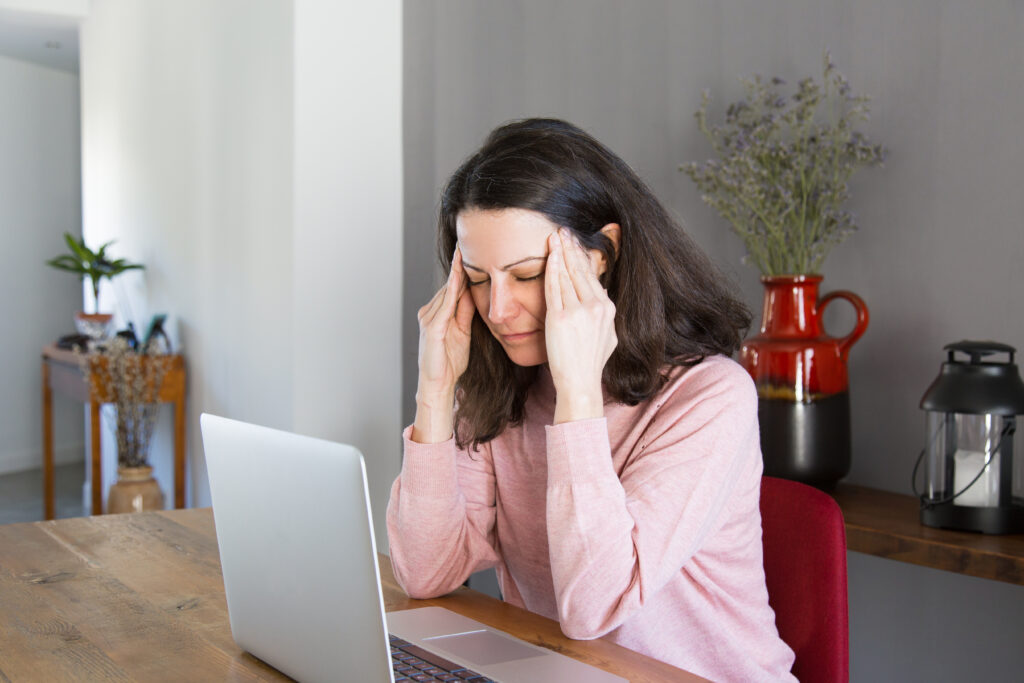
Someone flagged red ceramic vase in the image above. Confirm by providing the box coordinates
[740,275,869,489]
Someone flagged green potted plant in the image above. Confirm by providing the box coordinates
[46,232,144,339]
[682,53,886,489]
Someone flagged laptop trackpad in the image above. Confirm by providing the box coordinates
[425,631,543,666]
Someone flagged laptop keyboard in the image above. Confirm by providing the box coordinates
[389,634,494,682]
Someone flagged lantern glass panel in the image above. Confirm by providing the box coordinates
[924,411,950,500]
[950,413,1002,507]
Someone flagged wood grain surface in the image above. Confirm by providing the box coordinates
[0,508,703,682]
[832,484,1024,585]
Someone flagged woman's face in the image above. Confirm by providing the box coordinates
[456,208,558,367]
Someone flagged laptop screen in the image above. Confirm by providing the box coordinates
[201,413,394,683]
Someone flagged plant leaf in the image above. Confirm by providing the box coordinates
[46,255,87,275]
[65,234,96,264]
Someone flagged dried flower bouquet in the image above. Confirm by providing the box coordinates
[79,337,173,468]
[683,53,886,275]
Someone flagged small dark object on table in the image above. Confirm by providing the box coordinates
[56,334,91,350]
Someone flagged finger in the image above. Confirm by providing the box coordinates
[545,233,563,312]
[421,250,462,323]
[454,278,476,332]
[454,250,473,331]
[419,282,448,322]
[452,248,472,311]
[559,229,600,301]
[554,234,580,309]
[438,249,466,317]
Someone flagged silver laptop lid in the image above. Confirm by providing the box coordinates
[201,413,393,683]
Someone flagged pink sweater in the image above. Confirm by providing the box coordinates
[386,356,796,682]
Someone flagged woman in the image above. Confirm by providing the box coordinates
[387,118,796,682]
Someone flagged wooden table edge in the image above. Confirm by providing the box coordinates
[832,483,1024,585]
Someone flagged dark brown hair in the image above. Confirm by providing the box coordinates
[439,118,750,449]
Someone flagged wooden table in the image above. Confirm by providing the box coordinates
[833,484,1024,586]
[41,344,187,519]
[0,508,703,682]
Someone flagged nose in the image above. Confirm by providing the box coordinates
[487,280,519,325]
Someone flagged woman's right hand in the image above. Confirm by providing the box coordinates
[412,248,476,443]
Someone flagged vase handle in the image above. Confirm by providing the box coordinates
[818,290,869,359]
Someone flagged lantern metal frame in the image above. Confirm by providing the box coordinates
[915,341,1024,535]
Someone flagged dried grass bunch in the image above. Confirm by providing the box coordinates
[79,336,173,468]
[682,52,886,275]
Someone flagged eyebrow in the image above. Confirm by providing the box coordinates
[462,256,546,273]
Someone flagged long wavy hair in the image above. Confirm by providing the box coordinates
[439,118,751,449]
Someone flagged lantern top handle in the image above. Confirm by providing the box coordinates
[945,340,1016,365]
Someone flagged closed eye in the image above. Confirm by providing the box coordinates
[467,271,543,286]
[515,272,544,282]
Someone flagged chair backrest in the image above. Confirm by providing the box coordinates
[760,476,849,683]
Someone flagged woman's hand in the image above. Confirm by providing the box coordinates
[413,248,476,443]
[544,228,617,424]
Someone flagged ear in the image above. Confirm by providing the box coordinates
[588,223,621,277]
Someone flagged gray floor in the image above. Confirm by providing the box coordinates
[0,462,86,525]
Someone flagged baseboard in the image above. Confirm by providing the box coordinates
[0,444,85,476]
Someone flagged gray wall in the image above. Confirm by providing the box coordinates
[403,1,1024,680]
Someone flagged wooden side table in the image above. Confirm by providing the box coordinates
[41,344,187,519]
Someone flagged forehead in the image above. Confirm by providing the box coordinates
[456,208,558,268]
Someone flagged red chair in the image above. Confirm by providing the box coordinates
[760,476,849,683]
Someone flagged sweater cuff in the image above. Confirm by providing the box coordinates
[545,417,615,485]
[401,424,460,498]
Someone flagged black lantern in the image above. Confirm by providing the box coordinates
[915,341,1024,534]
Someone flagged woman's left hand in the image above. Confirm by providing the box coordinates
[544,228,617,424]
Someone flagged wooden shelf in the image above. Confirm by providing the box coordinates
[831,484,1024,586]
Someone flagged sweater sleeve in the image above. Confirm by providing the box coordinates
[385,426,502,599]
[545,361,760,639]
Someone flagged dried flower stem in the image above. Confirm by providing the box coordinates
[78,337,172,468]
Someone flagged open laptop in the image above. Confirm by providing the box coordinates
[201,413,625,683]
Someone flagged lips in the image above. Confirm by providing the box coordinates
[501,331,538,343]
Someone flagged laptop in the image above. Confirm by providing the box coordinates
[201,413,625,683]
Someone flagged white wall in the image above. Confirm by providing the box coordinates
[403,1,1024,680]
[80,0,295,510]
[0,53,83,475]
[79,0,402,546]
